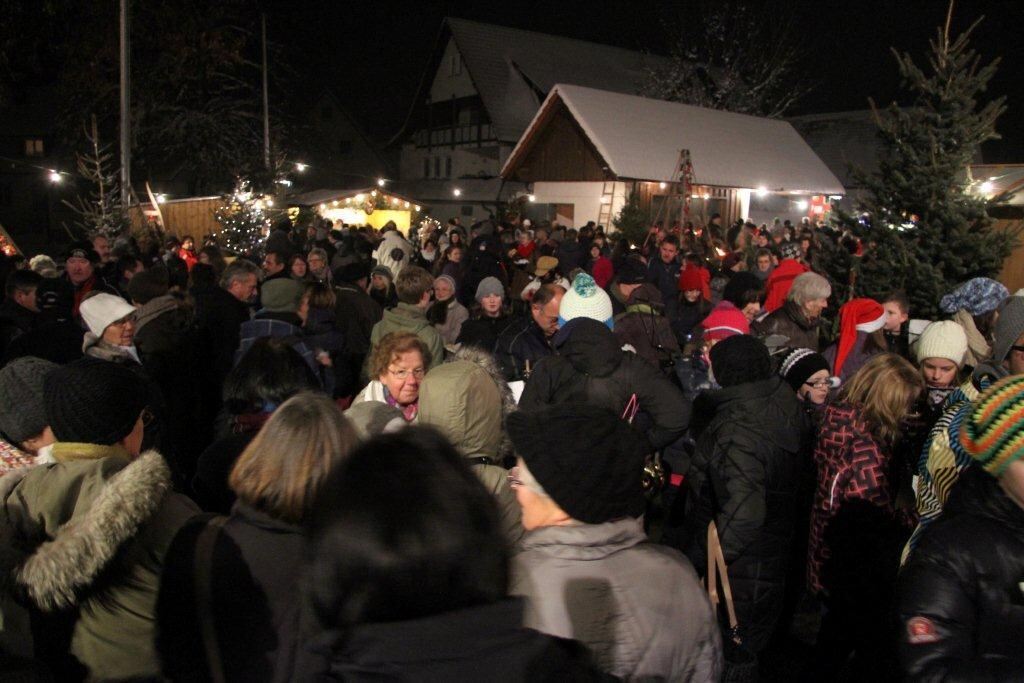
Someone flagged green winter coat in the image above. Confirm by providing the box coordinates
[418,351,524,548]
[0,447,198,680]
[369,302,445,369]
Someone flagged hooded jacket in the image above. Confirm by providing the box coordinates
[418,350,523,547]
[0,449,198,680]
[369,302,445,370]
[519,318,689,450]
[511,517,721,680]
[898,465,1024,680]
[682,376,810,653]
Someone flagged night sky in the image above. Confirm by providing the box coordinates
[282,0,1024,161]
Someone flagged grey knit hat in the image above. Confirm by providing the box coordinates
[992,296,1024,363]
[0,357,59,444]
[475,276,504,301]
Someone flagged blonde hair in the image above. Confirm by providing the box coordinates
[368,332,431,381]
[840,353,924,444]
[229,392,358,523]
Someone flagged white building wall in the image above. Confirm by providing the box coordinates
[530,181,629,229]
[429,39,476,101]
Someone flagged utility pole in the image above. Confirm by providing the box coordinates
[119,0,131,204]
[261,13,271,171]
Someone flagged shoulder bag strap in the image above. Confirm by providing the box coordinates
[195,516,230,683]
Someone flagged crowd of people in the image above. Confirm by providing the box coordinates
[0,211,1022,681]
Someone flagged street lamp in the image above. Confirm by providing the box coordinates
[453,188,462,197]
[48,170,63,183]
[377,178,386,187]
[295,162,307,173]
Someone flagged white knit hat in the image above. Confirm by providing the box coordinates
[916,320,969,367]
[80,293,136,337]
[558,273,613,328]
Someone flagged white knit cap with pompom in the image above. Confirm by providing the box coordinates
[916,320,969,367]
[558,273,613,328]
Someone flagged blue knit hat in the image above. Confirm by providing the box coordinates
[940,277,1009,316]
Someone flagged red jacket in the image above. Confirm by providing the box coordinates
[763,259,810,313]
[177,247,198,272]
[590,256,614,289]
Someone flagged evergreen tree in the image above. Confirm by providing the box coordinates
[820,10,1017,319]
[613,190,648,247]
[62,116,129,239]
[215,179,270,257]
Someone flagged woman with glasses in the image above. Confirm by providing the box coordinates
[806,353,925,680]
[352,332,430,422]
[779,348,840,416]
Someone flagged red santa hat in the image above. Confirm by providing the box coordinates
[833,298,886,377]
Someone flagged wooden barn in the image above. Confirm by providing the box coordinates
[500,84,845,229]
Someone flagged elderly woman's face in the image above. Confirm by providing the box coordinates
[380,349,425,406]
[803,296,828,320]
[433,278,454,301]
[102,315,135,347]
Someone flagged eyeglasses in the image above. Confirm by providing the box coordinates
[388,367,426,381]
[804,377,839,389]
[507,466,524,488]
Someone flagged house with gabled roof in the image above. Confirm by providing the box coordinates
[391,17,667,223]
[500,84,845,228]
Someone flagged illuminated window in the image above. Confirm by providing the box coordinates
[24,139,44,157]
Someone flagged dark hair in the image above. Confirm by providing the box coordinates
[223,337,321,414]
[199,245,226,276]
[661,234,680,248]
[5,269,43,298]
[189,262,217,290]
[116,255,143,280]
[531,283,564,309]
[883,290,909,314]
[303,427,509,630]
[265,250,287,266]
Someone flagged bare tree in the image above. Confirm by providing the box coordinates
[641,0,808,118]
[62,116,130,239]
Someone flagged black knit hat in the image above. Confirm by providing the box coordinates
[507,405,647,523]
[722,272,763,308]
[0,357,59,444]
[63,240,100,264]
[44,358,149,445]
[334,261,371,284]
[617,257,647,285]
[779,348,832,392]
[709,334,771,388]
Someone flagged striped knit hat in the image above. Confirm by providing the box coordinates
[960,374,1024,476]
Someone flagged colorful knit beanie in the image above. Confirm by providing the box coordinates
[960,374,1024,476]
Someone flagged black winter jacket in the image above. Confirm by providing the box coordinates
[519,318,690,450]
[897,465,1024,680]
[494,315,553,381]
[157,504,306,682]
[292,598,610,682]
[682,376,811,653]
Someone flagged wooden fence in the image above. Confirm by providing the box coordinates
[127,196,222,240]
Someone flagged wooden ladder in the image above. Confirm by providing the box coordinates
[597,180,616,227]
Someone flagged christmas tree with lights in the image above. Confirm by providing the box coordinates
[819,7,1017,318]
[215,179,270,256]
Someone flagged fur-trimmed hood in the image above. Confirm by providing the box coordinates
[3,450,172,611]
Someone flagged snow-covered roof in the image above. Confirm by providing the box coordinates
[503,84,846,195]
[445,18,667,142]
[288,188,421,208]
